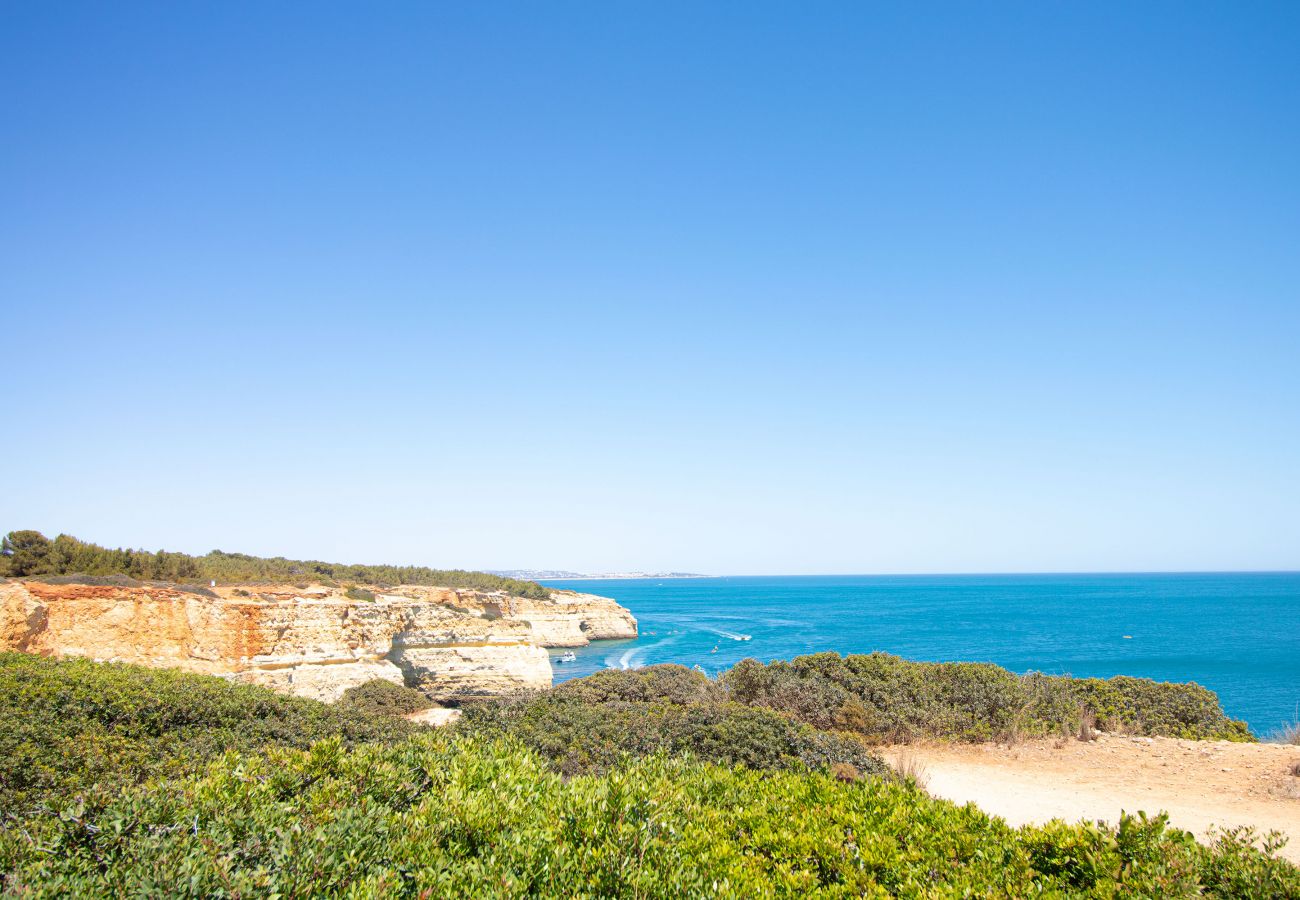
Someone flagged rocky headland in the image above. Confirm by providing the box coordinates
[0,579,636,703]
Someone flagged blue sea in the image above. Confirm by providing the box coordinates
[541,573,1300,738]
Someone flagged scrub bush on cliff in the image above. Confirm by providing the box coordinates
[1066,675,1251,740]
[732,652,1032,742]
[461,691,888,777]
[549,663,724,705]
[0,652,412,813]
[722,652,1252,742]
[3,733,1296,898]
[459,665,887,776]
[337,678,433,718]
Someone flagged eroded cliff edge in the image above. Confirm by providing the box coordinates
[0,580,636,702]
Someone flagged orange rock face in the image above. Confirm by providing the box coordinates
[7,582,261,672]
[0,580,636,702]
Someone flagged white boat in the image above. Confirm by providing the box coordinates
[556,651,577,663]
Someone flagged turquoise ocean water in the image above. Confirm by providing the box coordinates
[541,573,1300,737]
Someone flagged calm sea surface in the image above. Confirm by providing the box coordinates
[541,573,1300,737]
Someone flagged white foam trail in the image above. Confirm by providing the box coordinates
[604,635,684,670]
[705,628,752,641]
[655,618,737,641]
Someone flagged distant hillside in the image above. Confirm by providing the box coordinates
[491,569,711,580]
[488,569,588,580]
[0,530,552,600]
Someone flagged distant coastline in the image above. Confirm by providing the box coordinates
[490,570,713,581]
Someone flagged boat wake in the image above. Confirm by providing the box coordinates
[605,635,680,670]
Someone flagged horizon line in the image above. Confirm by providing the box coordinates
[537,568,1300,579]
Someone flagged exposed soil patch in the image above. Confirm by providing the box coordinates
[883,735,1300,863]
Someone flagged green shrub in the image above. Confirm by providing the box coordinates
[551,663,723,705]
[343,585,376,602]
[2,733,1295,898]
[337,678,433,718]
[0,652,411,814]
[1,657,1295,896]
[1062,674,1250,740]
[723,652,1253,743]
[459,665,887,777]
[1197,826,1300,898]
[461,693,888,778]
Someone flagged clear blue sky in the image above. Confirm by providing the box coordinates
[3,2,1297,574]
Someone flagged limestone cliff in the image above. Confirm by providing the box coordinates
[0,580,636,703]
[475,589,640,647]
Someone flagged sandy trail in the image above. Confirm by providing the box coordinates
[883,736,1300,864]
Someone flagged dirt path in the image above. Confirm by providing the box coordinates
[882,736,1300,863]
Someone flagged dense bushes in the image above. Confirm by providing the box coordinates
[461,696,888,777]
[457,655,1254,780]
[337,678,433,718]
[3,733,1296,898]
[549,662,725,705]
[459,665,887,776]
[0,652,411,814]
[198,547,552,598]
[0,530,552,599]
[722,652,1252,743]
[1034,672,1253,741]
[1,656,1296,895]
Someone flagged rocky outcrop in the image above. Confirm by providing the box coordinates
[0,580,636,703]
[386,610,550,699]
[480,590,639,647]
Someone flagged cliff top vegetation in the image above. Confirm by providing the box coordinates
[0,651,413,814]
[0,529,552,599]
[721,651,1254,743]
[2,655,1296,896]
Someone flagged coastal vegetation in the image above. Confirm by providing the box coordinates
[722,652,1253,743]
[0,652,412,815]
[458,665,889,776]
[449,656,1250,788]
[337,678,435,719]
[5,735,1297,897]
[2,654,1296,896]
[0,529,552,600]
